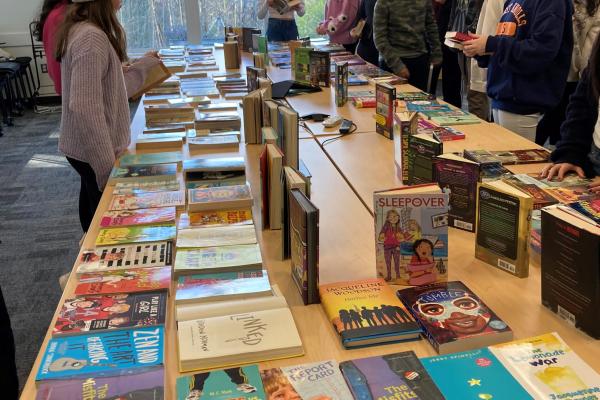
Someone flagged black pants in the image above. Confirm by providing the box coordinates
[343,42,358,54]
[0,287,18,400]
[535,82,578,146]
[380,54,431,92]
[356,39,379,66]
[430,47,462,107]
[67,157,102,232]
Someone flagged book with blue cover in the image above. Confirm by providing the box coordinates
[176,365,265,400]
[36,326,164,381]
[422,347,532,399]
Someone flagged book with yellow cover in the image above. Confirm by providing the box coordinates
[178,209,253,229]
[96,224,176,246]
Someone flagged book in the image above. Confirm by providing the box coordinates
[397,91,435,101]
[178,209,253,229]
[293,47,313,83]
[278,106,300,169]
[108,190,186,210]
[177,365,266,400]
[224,41,240,69]
[351,97,376,108]
[183,156,245,183]
[130,61,171,100]
[568,198,600,224]
[335,62,348,107]
[428,111,481,126]
[113,178,183,195]
[135,135,184,150]
[289,188,319,305]
[405,101,452,114]
[118,151,182,167]
[475,180,533,278]
[407,132,443,185]
[443,31,476,50]
[177,308,303,372]
[35,369,165,400]
[392,111,418,185]
[197,102,238,112]
[281,166,308,259]
[541,205,600,338]
[176,225,257,248]
[422,348,531,398]
[374,184,449,285]
[261,361,353,400]
[309,50,330,87]
[176,270,271,305]
[96,224,176,246]
[464,148,551,165]
[188,134,240,151]
[243,89,264,145]
[174,244,262,275]
[36,327,164,381]
[246,66,267,92]
[417,118,465,141]
[375,82,396,140]
[397,281,513,354]
[266,143,284,229]
[54,292,167,336]
[99,207,176,228]
[107,164,178,185]
[74,267,171,296]
[502,174,559,210]
[75,242,173,275]
[490,332,600,398]
[319,278,421,348]
[272,0,302,14]
[188,184,253,213]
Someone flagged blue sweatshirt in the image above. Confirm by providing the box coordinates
[477,0,573,114]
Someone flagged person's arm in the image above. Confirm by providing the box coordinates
[294,0,305,17]
[425,0,442,64]
[316,1,330,35]
[123,55,161,99]
[258,0,269,19]
[373,0,405,73]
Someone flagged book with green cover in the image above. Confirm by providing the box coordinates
[177,365,266,400]
[294,47,313,83]
[107,164,178,185]
[96,224,177,246]
[118,151,182,167]
[174,244,262,275]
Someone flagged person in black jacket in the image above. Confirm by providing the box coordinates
[0,286,18,400]
[355,0,379,66]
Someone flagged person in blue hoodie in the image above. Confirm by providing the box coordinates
[463,0,573,141]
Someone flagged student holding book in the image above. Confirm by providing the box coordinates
[258,0,305,42]
[316,0,360,53]
[56,0,160,232]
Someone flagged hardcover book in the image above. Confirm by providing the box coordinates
[335,62,348,107]
[95,224,176,246]
[54,292,167,335]
[375,82,396,140]
[392,111,418,185]
[177,365,266,400]
[374,184,449,285]
[293,47,313,83]
[74,267,171,296]
[309,50,330,87]
[176,225,257,248]
[108,190,186,210]
[397,281,513,354]
[407,133,443,185]
[318,278,421,348]
[188,184,253,212]
[99,207,176,228]
[178,209,253,229]
[422,348,532,398]
[174,244,262,275]
[490,332,600,398]
[36,326,164,381]
[75,242,173,275]
[177,308,303,372]
[107,164,178,185]
[340,352,444,400]
[118,151,182,167]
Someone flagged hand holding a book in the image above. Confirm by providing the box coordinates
[463,34,488,57]
[540,162,585,182]
[398,67,410,79]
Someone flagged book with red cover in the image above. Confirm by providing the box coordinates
[99,207,176,227]
[74,267,171,296]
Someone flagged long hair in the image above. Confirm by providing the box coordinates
[33,0,69,42]
[55,0,127,62]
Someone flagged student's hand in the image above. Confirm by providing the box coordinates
[463,34,487,57]
[588,177,600,192]
[540,162,585,181]
[398,67,410,79]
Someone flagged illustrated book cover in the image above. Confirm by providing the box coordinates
[74,267,171,296]
[375,82,396,140]
[174,243,262,275]
[177,365,265,400]
[95,224,176,246]
[75,242,173,275]
[188,184,253,213]
[99,207,176,228]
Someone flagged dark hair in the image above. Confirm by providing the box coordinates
[590,35,600,98]
[33,0,70,42]
[412,239,434,261]
[584,0,600,16]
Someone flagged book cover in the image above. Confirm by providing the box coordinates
[74,267,171,296]
[174,244,262,275]
[543,186,597,204]
[340,351,444,399]
[113,179,182,195]
[397,91,435,101]
[99,207,176,228]
[429,111,481,126]
[54,292,167,335]
[392,112,418,185]
[188,134,240,150]
[568,199,600,224]
[475,181,533,278]
[261,360,353,400]
[246,66,267,92]
[374,186,449,285]
[335,62,348,107]
[294,47,313,83]
[406,101,452,114]
[408,133,443,185]
[188,185,253,213]
[36,326,164,381]
[108,191,185,210]
[176,225,257,248]
[493,148,550,165]
[35,368,165,400]
[375,83,396,140]
[502,175,558,210]
[118,151,182,167]
[318,278,421,348]
[75,242,173,275]
[183,156,245,183]
[397,281,513,354]
[417,118,465,141]
[491,333,600,398]
[96,224,176,246]
[309,50,330,87]
[422,348,532,399]
[108,164,178,184]
[178,209,253,229]
[176,270,271,304]
[177,365,265,400]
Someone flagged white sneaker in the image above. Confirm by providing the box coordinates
[236,383,256,393]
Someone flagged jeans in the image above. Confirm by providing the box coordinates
[266,18,299,42]
[492,109,542,142]
[67,157,103,232]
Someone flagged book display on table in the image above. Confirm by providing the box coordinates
[177,365,265,400]
[374,184,449,285]
[187,184,253,212]
[319,278,421,348]
[107,163,178,185]
[176,224,257,248]
[183,156,246,184]
[407,132,443,185]
[99,207,176,228]
[174,243,262,275]
[375,82,396,140]
[392,111,418,184]
[335,62,348,107]
[309,50,330,87]
[178,209,253,229]
[108,190,186,210]
[281,166,308,259]
[118,151,183,167]
[464,148,551,165]
[74,266,171,295]
[397,281,513,354]
[95,224,176,246]
[293,47,313,83]
[75,242,173,275]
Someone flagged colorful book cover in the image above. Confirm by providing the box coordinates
[54,292,167,335]
[108,163,178,183]
[335,62,348,107]
[309,50,330,87]
[95,224,176,246]
[406,101,452,114]
[113,179,183,195]
[176,270,270,304]
[392,112,418,185]
[174,244,262,274]
[525,172,592,188]
[397,91,435,101]
[543,186,597,204]
[99,207,176,228]
[490,333,600,399]
[407,133,443,185]
[464,149,502,165]
[493,149,550,165]
[318,278,421,348]
[118,151,182,167]
[177,365,266,400]
[108,190,186,210]
[74,267,171,296]
[374,188,449,285]
[178,209,253,229]
[375,82,396,140]
[397,281,513,354]
[429,111,481,126]
[568,199,600,224]
[176,225,257,248]
[75,242,173,275]
[502,175,558,210]
[36,326,164,381]
[35,368,165,400]
[186,176,247,190]
[422,348,532,399]
[294,47,313,83]
[261,360,353,400]
[418,118,465,141]
[188,185,253,211]
[340,352,444,399]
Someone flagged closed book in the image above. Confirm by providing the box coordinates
[374,184,449,285]
[567,198,600,224]
[174,244,262,275]
[397,281,513,354]
[475,180,533,278]
[309,50,330,87]
[428,111,480,126]
[293,47,313,83]
[96,224,176,246]
[408,133,443,185]
[177,365,266,400]
[36,327,164,381]
[375,82,396,140]
[392,111,418,185]
[74,267,171,296]
[188,134,240,151]
[267,144,284,229]
[108,164,178,185]
[319,278,421,348]
[113,178,183,195]
[108,191,186,210]
[135,136,184,150]
[100,207,176,228]
[261,361,353,400]
[188,184,253,212]
[502,174,558,210]
[75,242,173,275]
[118,151,183,167]
[197,102,238,112]
[130,61,171,100]
[417,118,465,141]
[340,352,444,400]
[422,348,531,398]
[278,106,299,169]
[464,148,550,165]
[176,225,257,248]
[183,156,245,182]
[335,62,348,107]
[281,166,308,259]
[179,209,253,229]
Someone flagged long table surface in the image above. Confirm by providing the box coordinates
[21,48,600,399]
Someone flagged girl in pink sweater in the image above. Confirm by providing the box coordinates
[316,0,360,53]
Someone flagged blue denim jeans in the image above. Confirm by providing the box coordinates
[266,18,299,42]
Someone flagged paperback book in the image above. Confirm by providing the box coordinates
[95,224,176,246]
[309,50,330,87]
[183,156,245,183]
[112,179,183,195]
[375,82,396,140]
[407,132,443,185]
[74,267,171,296]
[176,225,257,248]
[108,190,186,210]
[335,62,348,107]
[174,244,262,275]
[118,151,182,167]
[75,242,173,275]
[417,118,465,141]
[99,207,176,228]
[188,184,253,212]
[177,365,265,400]
[188,134,240,151]
[107,164,178,185]
[178,209,253,229]
[293,47,313,83]
[464,148,551,165]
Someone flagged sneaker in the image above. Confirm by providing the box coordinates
[186,390,203,400]
[236,383,256,393]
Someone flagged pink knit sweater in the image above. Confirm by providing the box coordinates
[59,22,159,189]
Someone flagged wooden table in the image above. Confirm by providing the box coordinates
[21,49,600,400]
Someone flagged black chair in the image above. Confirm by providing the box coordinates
[14,56,36,107]
[0,62,22,120]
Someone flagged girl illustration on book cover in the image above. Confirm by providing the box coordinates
[378,209,403,281]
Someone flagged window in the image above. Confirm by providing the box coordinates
[297,0,325,38]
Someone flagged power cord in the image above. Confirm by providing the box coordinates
[321,121,357,147]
